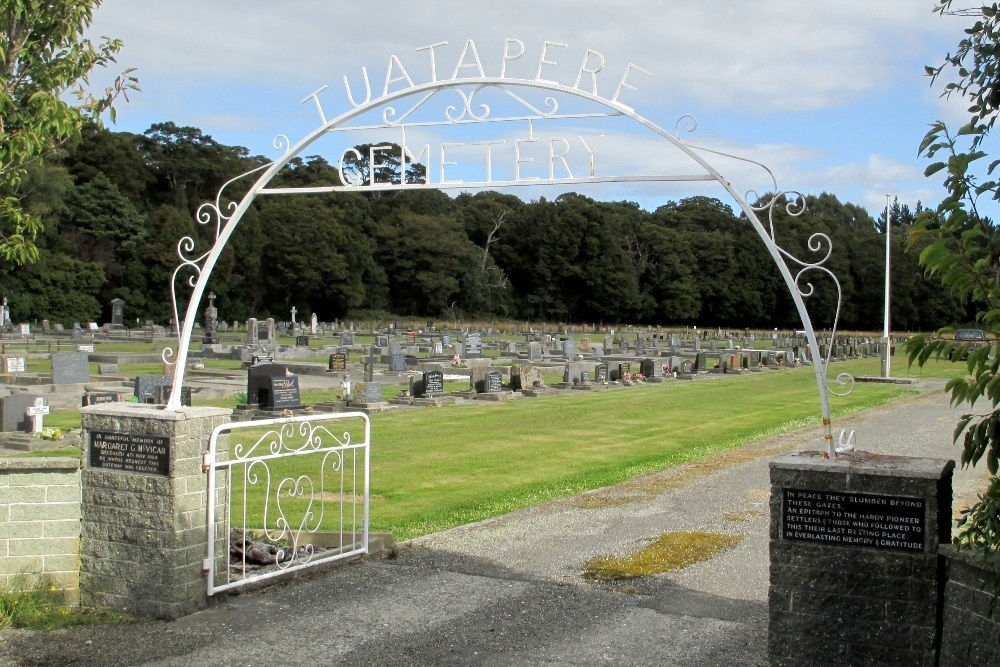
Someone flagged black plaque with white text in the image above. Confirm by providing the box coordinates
[90,431,170,476]
[782,488,925,553]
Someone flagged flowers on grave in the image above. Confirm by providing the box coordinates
[34,427,63,440]
[634,373,645,382]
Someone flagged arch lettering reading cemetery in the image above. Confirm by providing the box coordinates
[167,38,853,456]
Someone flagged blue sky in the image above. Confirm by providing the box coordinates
[87,1,976,220]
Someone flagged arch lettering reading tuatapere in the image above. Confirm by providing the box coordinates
[166,41,853,456]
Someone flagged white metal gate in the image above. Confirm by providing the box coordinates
[203,411,370,595]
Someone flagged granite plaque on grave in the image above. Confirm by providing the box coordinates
[781,488,925,553]
[90,431,170,477]
[375,335,388,348]
[268,376,301,409]
[82,391,123,407]
[389,353,407,372]
[328,353,348,372]
[296,335,309,347]
[98,363,119,375]
[580,371,591,383]
[423,370,444,396]
[528,342,542,362]
[464,332,482,358]
[251,355,274,366]
[152,385,192,406]
[3,356,25,373]
[51,351,90,384]
[354,382,383,404]
[618,362,631,379]
[134,375,173,404]
[595,363,608,382]
[247,364,288,408]
[485,371,503,393]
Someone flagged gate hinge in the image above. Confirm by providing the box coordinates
[202,557,212,576]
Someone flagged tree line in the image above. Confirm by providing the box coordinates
[1,121,972,332]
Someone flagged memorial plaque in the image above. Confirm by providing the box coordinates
[51,351,90,384]
[618,362,631,378]
[251,355,274,366]
[375,335,388,348]
[268,376,301,409]
[464,332,482,358]
[134,375,172,404]
[82,391,124,407]
[90,431,170,476]
[354,382,383,404]
[423,370,444,396]
[98,363,119,375]
[595,363,608,382]
[485,371,503,393]
[781,488,925,553]
[296,335,309,347]
[328,353,348,372]
[3,356,25,373]
[389,352,407,372]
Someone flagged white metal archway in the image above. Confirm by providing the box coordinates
[165,39,853,456]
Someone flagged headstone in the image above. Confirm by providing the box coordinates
[296,335,309,347]
[310,313,318,335]
[563,362,588,384]
[604,335,614,351]
[267,376,301,409]
[53,323,64,333]
[152,384,192,407]
[328,353,348,372]
[485,370,503,393]
[82,391,129,407]
[389,353,407,372]
[433,340,444,355]
[464,332,482,358]
[98,363,119,375]
[76,344,94,353]
[251,354,274,366]
[0,394,42,432]
[422,370,444,396]
[2,356,25,373]
[528,342,543,362]
[110,298,125,329]
[563,338,577,359]
[202,292,219,344]
[51,351,90,384]
[510,364,544,391]
[341,332,356,346]
[25,397,49,433]
[614,362,631,381]
[353,382,383,404]
[246,318,258,344]
[246,364,290,408]
[695,352,708,371]
[640,358,665,378]
[134,375,173,404]
[595,363,609,382]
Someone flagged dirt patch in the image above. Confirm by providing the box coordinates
[582,531,743,580]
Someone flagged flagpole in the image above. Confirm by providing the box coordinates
[881,194,892,378]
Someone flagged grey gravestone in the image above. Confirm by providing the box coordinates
[591,344,604,357]
[328,353,348,372]
[246,318,258,344]
[134,375,173,404]
[510,364,544,391]
[563,339,577,359]
[470,366,491,393]
[51,352,90,384]
[98,363,119,375]
[563,362,588,384]
[375,335,388,348]
[202,293,219,344]
[110,298,125,329]
[389,353,407,372]
[433,340,444,355]
[341,332,355,346]
[53,323,64,333]
[464,332,482,358]
[388,339,402,356]
[363,355,375,382]
[604,335,614,350]
[0,393,41,432]
[485,371,503,393]
[695,352,708,371]
[82,391,128,407]
[528,342,542,362]
[442,335,451,346]
[640,358,665,378]
[354,382,383,404]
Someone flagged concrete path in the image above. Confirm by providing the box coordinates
[0,380,989,666]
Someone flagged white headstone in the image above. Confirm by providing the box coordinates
[26,397,49,433]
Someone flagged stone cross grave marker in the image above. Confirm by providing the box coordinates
[26,397,49,433]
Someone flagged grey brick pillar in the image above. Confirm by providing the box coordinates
[79,404,231,620]
[769,451,953,666]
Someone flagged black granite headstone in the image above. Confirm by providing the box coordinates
[296,335,309,347]
[267,376,301,409]
[485,371,503,393]
[328,353,348,372]
[247,364,289,409]
[134,375,173,404]
[595,363,608,382]
[423,370,444,396]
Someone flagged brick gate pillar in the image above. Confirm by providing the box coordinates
[79,403,231,619]
[769,451,953,666]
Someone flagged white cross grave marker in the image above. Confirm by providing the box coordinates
[26,397,49,433]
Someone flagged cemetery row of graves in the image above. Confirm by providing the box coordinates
[0,302,916,449]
